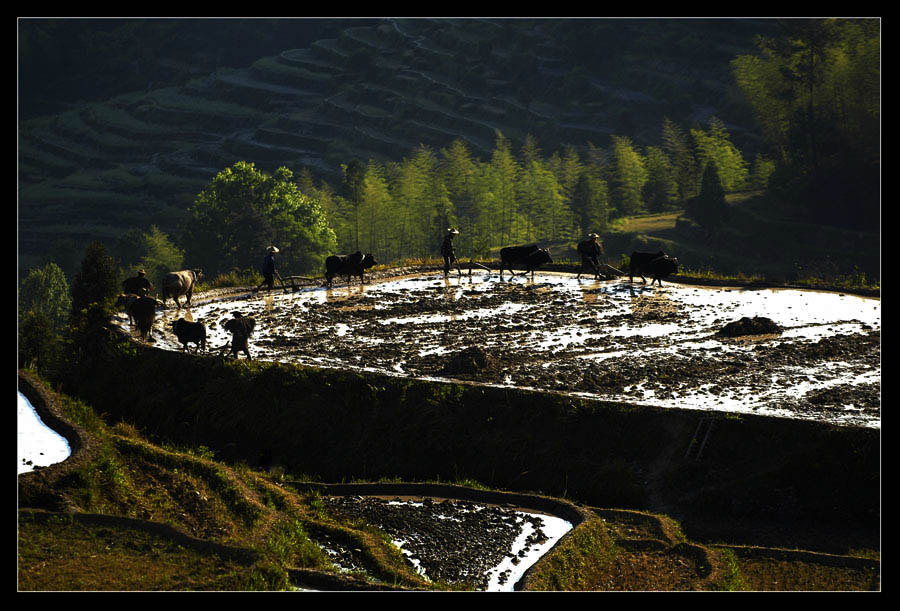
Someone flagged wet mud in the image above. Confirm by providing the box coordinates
[318,496,555,590]
[137,271,881,428]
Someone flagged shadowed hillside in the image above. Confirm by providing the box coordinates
[18,18,774,273]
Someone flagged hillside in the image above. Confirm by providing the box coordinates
[17,18,774,273]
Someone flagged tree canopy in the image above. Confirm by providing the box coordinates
[732,18,879,228]
[19,262,71,331]
[181,161,337,277]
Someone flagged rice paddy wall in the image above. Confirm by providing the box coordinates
[64,330,879,540]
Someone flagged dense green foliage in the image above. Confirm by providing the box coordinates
[18,262,71,370]
[19,262,71,330]
[732,19,879,228]
[69,242,120,320]
[113,225,185,291]
[305,116,752,261]
[181,162,337,277]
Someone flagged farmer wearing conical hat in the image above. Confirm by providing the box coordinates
[441,228,461,277]
[254,246,283,293]
[576,232,605,280]
[122,268,154,297]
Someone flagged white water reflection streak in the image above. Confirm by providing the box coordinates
[18,392,71,474]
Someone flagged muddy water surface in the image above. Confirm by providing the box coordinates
[133,272,880,428]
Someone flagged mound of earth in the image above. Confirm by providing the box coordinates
[442,346,502,376]
[718,316,783,338]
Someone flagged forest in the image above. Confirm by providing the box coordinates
[18,18,880,306]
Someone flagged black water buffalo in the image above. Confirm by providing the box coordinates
[162,269,203,308]
[324,252,378,287]
[576,238,605,280]
[116,293,140,326]
[500,245,553,279]
[126,296,160,341]
[629,251,679,286]
[172,318,206,353]
[223,313,256,359]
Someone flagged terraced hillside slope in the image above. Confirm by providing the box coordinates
[18,18,771,272]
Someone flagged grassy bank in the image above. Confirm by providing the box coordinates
[53,328,879,554]
[19,367,880,591]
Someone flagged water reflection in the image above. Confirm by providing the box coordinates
[324,284,366,303]
[18,392,70,474]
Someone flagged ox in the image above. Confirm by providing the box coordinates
[162,269,203,308]
[126,296,160,341]
[499,245,553,280]
[629,251,679,286]
[172,318,206,353]
[116,293,140,326]
[324,252,377,287]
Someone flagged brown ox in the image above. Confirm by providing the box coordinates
[162,269,203,308]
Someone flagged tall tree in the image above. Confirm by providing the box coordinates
[557,145,584,210]
[440,140,478,256]
[607,136,648,217]
[114,225,184,289]
[687,162,728,230]
[340,159,367,250]
[70,241,120,319]
[642,146,680,212]
[690,117,749,193]
[182,161,336,276]
[572,171,610,236]
[732,18,879,228]
[19,262,71,331]
[486,131,520,245]
[357,161,394,258]
[661,118,700,204]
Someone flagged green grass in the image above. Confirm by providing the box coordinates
[730,553,880,591]
[17,514,261,591]
[607,210,684,235]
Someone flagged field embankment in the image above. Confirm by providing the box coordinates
[57,327,879,556]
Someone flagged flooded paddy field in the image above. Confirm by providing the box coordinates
[133,270,881,429]
[313,496,571,591]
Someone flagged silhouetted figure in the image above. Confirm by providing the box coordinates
[441,228,461,277]
[122,269,154,297]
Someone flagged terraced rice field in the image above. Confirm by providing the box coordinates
[125,271,881,429]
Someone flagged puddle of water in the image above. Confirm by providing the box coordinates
[484,511,572,592]
[18,392,71,474]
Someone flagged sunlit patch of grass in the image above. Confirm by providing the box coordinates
[710,548,749,591]
[732,554,880,591]
[265,517,332,569]
[17,513,259,591]
[523,517,619,590]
